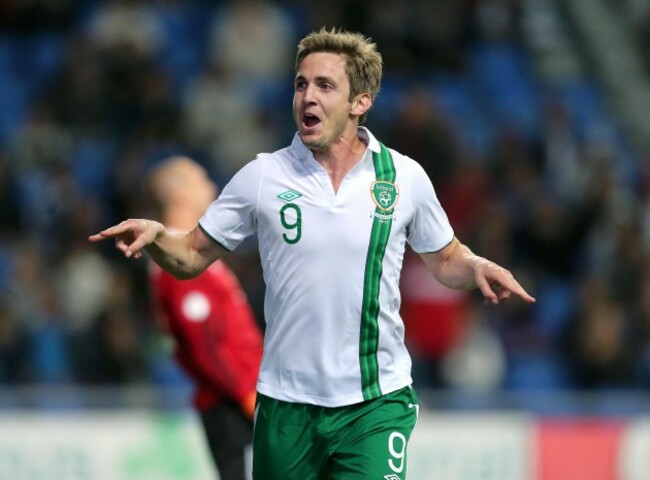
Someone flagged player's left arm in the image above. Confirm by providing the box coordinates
[418,237,535,305]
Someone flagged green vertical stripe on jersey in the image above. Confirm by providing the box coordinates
[360,142,396,400]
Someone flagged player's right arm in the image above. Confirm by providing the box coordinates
[88,219,226,279]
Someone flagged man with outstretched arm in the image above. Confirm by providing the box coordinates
[91,27,534,480]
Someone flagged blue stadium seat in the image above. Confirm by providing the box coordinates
[149,355,193,390]
[504,352,571,390]
[0,35,16,72]
[371,72,409,125]
[0,72,31,145]
[0,243,13,292]
[556,80,606,135]
[31,323,73,384]
[430,73,494,154]
[531,279,575,343]
[27,33,66,88]
[469,42,541,140]
[157,3,213,95]
[72,137,118,197]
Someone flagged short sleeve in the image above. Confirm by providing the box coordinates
[407,160,454,253]
[199,157,262,251]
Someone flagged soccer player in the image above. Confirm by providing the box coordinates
[146,156,262,480]
[90,28,535,480]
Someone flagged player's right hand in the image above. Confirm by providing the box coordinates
[88,219,164,259]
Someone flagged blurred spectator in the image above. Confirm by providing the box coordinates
[0,296,31,384]
[0,0,75,32]
[472,0,522,43]
[540,99,583,204]
[133,70,181,146]
[72,2,173,141]
[440,304,506,391]
[71,306,149,385]
[636,268,650,386]
[0,154,21,238]
[5,243,74,384]
[86,0,165,60]
[7,242,54,330]
[57,244,115,333]
[298,0,353,33]
[607,221,645,306]
[362,0,419,73]
[381,86,461,187]
[9,102,73,172]
[7,102,84,261]
[70,269,149,386]
[29,282,73,384]
[564,277,637,389]
[363,0,467,73]
[437,161,491,239]
[208,0,295,86]
[467,198,516,268]
[520,194,594,281]
[182,59,279,179]
[633,2,650,74]
[47,42,116,136]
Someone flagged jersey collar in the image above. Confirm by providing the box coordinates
[290,126,381,162]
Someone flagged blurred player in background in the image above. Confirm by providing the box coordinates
[147,156,262,480]
[90,29,534,480]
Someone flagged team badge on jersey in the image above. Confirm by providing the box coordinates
[371,180,399,212]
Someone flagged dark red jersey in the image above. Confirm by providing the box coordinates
[150,260,263,411]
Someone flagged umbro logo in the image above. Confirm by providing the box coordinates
[384,475,401,480]
[277,190,303,202]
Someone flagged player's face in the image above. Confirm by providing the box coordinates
[293,52,355,151]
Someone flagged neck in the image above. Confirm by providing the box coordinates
[312,127,367,192]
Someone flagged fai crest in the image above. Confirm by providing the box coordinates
[371,181,399,212]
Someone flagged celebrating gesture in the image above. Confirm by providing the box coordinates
[90,28,534,480]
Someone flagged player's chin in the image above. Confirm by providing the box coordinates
[300,132,327,151]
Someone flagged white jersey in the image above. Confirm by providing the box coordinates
[199,127,454,407]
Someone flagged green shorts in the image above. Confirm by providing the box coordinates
[252,385,419,480]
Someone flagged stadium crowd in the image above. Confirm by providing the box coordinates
[0,0,649,408]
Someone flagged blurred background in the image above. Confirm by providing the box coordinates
[0,0,650,479]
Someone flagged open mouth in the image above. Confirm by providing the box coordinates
[302,113,321,129]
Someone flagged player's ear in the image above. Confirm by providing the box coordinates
[351,93,372,118]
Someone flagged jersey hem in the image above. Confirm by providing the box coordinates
[256,379,412,407]
[412,233,455,254]
[198,222,233,252]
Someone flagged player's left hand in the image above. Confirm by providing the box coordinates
[473,258,535,305]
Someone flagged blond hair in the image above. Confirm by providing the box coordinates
[295,28,383,123]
